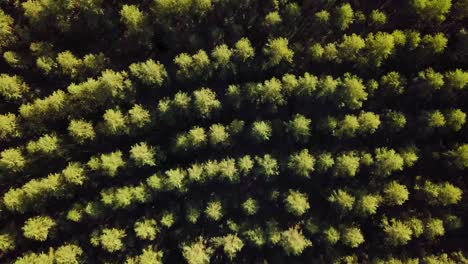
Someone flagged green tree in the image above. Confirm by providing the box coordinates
[323,227,340,245]
[341,226,364,248]
[54,244,84,264]
[0,147,26,173]
[134,219,159,241]
[26,134,60,156]
[355,194,381,216]
[418,180,462,206]
[101,108,128,135]
[446,109,466,131]
[287,149,315,177]
[424,110,446,128]
[284,190,310,216]
[0,233,15,253]
[328,189,355,213]
[316,153,335,173]
[90,151,125,177]
[130,142,156,167]
[444,69,467,89]
[264,11,282,26]
[338,73,368,109]
[425,218,445,239]
[338,34,365,61]
[211,44,233,69]
[251,120,272,142]
[279,226,312,256]
[335,3,354,30]
[242,198,259,216]
[99,228,126,252]
[219,234,244,260]
[62,162,86,186]
[381,218,413,246]
[380,71,406,95]
[255,154,279,178]
[0,74,29,101]
[364,32,395,67]
[370,10,387,26]
[205,199,223,221]
[120,5,146,33]
[411,0,452,22]
[68,119,95,143]
[23,216,56,241]
[421,33,448,53]
[193,88,221,117]
[182,238,213,264]
[129,59,167,86]
[373,148,404,177]
[263,37,294,66]
[385,110,407,131]
[208,124,229,146]
[447,144,468,169]
[383,181,409,206]
[335,115,360,138]
[233,38,255,62]
[0,113,20,140]
[333,152,360,177]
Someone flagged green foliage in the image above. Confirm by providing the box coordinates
[418,180,462,206]
[333,152,360,177]
[425,218,445,239]
[447,144,468,169]
[284,190,310,216]
[26,134,60,156]
[0,74,29,101]
[205,199,223,221]
[242,197,259,216]
[328,189,355,213]
[251,120,272,142]
[382,218,413,246]
[0,233,15,253]
[130,142,156,167]
[323,227,340,245]
[339,74,368,109]
[0,147,26,173]
[255,154,279,178]
[182,238,213,264]
[90,151,126,177]
[355,194,381,216]
[234,38,255,62]
[0,113,20,140]
[219,234,244,260]
[193,88,221,117]
[102,108,128,135]
[411,0,452,22]
[62,162,86,185]
[335,3,354,30]
[211,44,233,68]
[446,109,466,131]
[373,148,404,177]
[134,219,159,241]
[54,244,84,264]
[263,37,294,66]
[68,119,96,143]
[99,228,126,252]
[341,226,364,248]
[383,181,409,206]
[287,149,315,177]
[280,226,312,256]
[208,124,229,145]
[22,216,56,241]
[129,59,167,86]
[120,5,146,33]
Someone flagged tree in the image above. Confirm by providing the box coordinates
[182,238,213,264]
[333,152,360,177]
[0,233,15,253]
[62,162,86,185]
[208,124,229,146]
[134,219,159,241]
[217,234,244,260]
[99,228,126,252]
[425,218,445,239]
[120,5,146,33]
[0,147,26,173]
[287,149,315,177]
[335,115,359,138]
[424,110,446,128]
[446,109,466,131]
[381,218,413,246]
[335,3,354,30]
[101,108,128,135]
[255,154,279,178]
[383,181,409,206]
[338,34,365,60]
[316,153,335,172]
[328,189,355,213]
[323,227,340,245]
[218,158,239,183]
[380,71,406,95]
[193,88,221,117]
[338,74,368,109]
[26,134,60,156]
[54,244,84,264]
[22,216,56,241]
[128,246,163,264]
[251,120,272,142]
[385,110,407,131]
[422,33,448,53]
[0,74,29,101]
[247,77,285,107]
[205,199,223,221]
[447,144,468,169]
[242,197,259,215]
[263,37,294,67]
[129,59,167,86]
[418,180,462,206]
[373,148,404,177]
[370,10,387,26]
[56,51,82,78]
[164,168,187,192]
[233,38,255,62]
[160,211,175,228]
[211,44,233,69]
[284,190,310,216]
[411,0,452,22]
[444,69,467,89]
[417,68,444,90]
[237,155,254,176]
[68,119,95,143]
[90,151,125,177]
[341,226,364,248]
[358,112,381,134]
[130,142,156,167]
[0,113,20,140]
[355,194,381,216]
[264,11,282,26]
[279,226,312,256]
[365,32,395,67]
